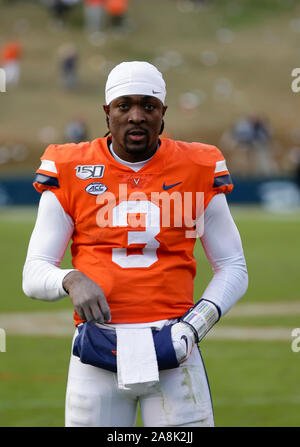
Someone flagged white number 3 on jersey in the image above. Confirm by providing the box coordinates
[112,200,160,268]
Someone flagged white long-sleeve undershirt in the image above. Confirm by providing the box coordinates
[200,193,248,315]
[22,190,248,316]
[22,190,75,300]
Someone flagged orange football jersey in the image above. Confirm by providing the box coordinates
[34,137,233,325]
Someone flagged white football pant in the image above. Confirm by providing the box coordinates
[65,334,214,427]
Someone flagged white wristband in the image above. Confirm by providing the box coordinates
[181,299,219,342]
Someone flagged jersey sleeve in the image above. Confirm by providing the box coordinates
[205,146,233,209]
[212,157,233,194]
[33,144,69,215]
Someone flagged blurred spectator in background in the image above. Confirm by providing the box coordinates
[220,115,278,176]
[286,146,300,191]
[1,40,22,87]
[64,118,89,143]
[46,0,80,25]
[105,0,129,30]
[83,0,106,32]
[58,43,79,90]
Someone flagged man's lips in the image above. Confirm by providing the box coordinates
[126,129,148,143]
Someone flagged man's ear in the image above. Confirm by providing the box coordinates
[162,105,168,117]
[159,120,165,135]
[103,104,110,116]
[102,105,111,137]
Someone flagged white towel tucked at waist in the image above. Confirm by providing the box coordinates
[116,327,159,390]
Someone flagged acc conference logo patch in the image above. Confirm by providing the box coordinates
[76,165,105,180]
[85,182,107,195]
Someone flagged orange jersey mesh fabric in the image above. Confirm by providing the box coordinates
[33,137,233,325]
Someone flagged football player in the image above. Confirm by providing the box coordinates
[23,61,248,427]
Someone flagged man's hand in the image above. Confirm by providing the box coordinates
[62,271,111,323]
[171,322,196,364]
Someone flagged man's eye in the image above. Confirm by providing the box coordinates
[118,103,129,110]
[145,104,155,111]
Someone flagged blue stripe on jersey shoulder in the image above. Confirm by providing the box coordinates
[34,173,59,188]
[213,174,232,188]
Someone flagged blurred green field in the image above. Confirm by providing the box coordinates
[0,205,300,427]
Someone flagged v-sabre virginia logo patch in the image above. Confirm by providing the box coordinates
[85,182,107,195]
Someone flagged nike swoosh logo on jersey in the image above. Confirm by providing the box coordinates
[163,181,182,190]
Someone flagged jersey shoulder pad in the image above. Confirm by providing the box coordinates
[182,141,233,194]
[185,142,225,168]
[33,141,91,193]
[41,141,91,164]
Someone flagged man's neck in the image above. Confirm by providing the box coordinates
[110,138,159,163]
[109,143,154,172]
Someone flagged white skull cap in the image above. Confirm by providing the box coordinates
[105,61,166,105]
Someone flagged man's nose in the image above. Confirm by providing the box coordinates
[128,106,146,124]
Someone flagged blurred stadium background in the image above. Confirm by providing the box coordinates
[0,0,300,427]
